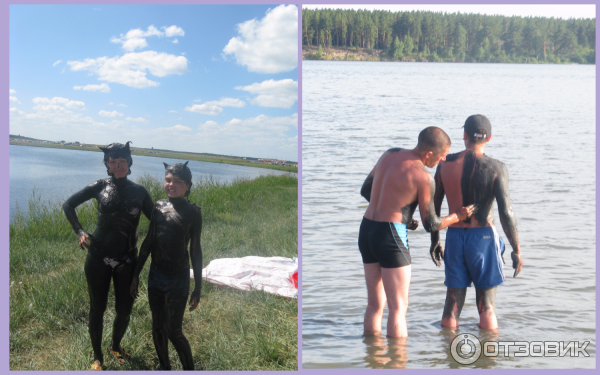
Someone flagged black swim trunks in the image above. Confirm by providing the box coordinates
[358,217,411,268]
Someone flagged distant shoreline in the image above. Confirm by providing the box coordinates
[302,46,594,64]
[9,141,298,173]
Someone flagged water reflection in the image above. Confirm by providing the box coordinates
[362,334,408,369]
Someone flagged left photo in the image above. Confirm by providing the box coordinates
[9,4,298,371]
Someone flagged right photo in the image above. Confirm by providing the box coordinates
[301,4,595,369]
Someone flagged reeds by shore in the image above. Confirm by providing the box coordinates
[10,174,298,370]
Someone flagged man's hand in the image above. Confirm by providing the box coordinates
[78,231,91,250]
[407,220,419,230]
[430,241,444,267]
[189,292,200,311]
[511,251,523,277]
[130,276,139,299]
[456,204,477,221]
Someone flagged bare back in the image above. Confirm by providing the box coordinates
[434,149,520,249]
[362,148,426,224]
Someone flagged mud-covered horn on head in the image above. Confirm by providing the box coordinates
[101,141,133,176]
[163,161,193,197]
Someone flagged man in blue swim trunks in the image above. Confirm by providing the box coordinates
[430,114,523,330]
[359,127,475,338]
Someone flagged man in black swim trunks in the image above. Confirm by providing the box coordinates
[430,114,523,330]
[359,127,475,337]
[130,162,202,370]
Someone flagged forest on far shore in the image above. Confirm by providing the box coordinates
[302,8,595,64]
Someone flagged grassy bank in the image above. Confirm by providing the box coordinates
[10,174,298,370]
[9,141,298,173]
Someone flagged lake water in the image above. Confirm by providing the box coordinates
[9,145,292,221]
[301,61,595,369]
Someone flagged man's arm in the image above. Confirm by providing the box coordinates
[417,170,474,233]
[494,163,523,277]
[360,170,374,202]
[430,164,445,266]
[188,206,203,311]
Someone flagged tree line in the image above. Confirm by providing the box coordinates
[303,8,595,64]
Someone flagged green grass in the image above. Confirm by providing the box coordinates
[10,174,298,370]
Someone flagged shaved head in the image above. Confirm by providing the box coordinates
[417,126,451,154]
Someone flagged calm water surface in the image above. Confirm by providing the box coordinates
[9,145,292,221]
[301,61,595,369]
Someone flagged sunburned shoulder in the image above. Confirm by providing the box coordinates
[407,162,433,183]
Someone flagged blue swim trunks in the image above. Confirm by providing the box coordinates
[444,226,505,289]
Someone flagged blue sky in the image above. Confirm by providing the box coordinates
[10,4,298,161]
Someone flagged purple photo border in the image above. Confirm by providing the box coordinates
[2,1,300,374]
[297,0,598,372]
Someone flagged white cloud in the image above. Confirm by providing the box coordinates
[73,83,111,93]
[9,89,16,94]
[67,51,188,89]
[235,79,297,108]
[99,110,123,117]
[157,124,192,132]
[10,97,113,141]
[163,25,185,38]
[111,25,185,51]
[186,103,222,116]
[126,116,149,123]
[222,5,298,74]
[10,96,21,104]
[109,102,114,105]
[169,110,178,113]
[184,98,245,115]
[33,97,86,110]
[117,104,127,107]
[53,60,62,67]
[198,113,297,137]
[172,39,179,44]
[202,120,218,127]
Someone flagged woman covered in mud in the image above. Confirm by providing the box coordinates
[62,142,153,370]
[130,161,202,371]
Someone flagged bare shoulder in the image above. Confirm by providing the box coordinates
[410,161,434,185]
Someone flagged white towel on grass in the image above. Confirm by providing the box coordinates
[192,256,298,299]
